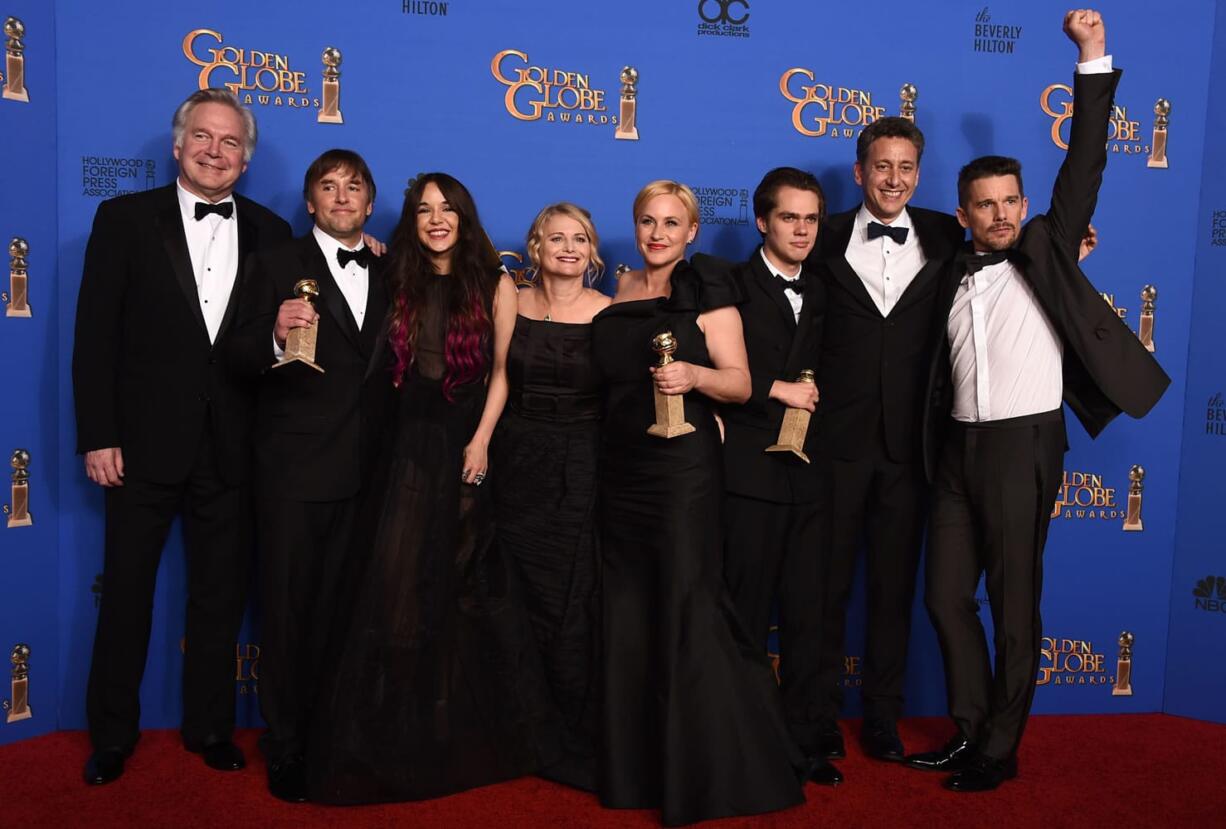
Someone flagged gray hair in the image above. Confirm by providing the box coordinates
[171,88,258,162]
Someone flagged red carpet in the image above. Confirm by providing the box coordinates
[6,715,1224,828]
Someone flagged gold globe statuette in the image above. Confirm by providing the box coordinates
[1112,631,1134,697]
[647,331,696,438]
[615,65,640,141]
[7,236,31,317]
[3,642,32,722]
[318,46,343,124]
[899,83,918,121]
[1122,464,1145,532]
[1147,98,1170,169]
[2,16,29,103]
[6,448,32,528]
[765,369,817,463]
[272,279,325,373]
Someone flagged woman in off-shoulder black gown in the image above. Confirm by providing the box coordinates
[592,181,809,826]
[492,203,611,791]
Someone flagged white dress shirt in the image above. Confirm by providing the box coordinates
[177,181,238,344]
[946,54,1113,423]
[760,247,803,322]
[843,204,926,317]
[273,227,371,359]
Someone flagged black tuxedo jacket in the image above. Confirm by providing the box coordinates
[72,184,291,486]
[228,233,392,503]
[923,69,1170,479]
[807,204,964,464]
[719,248,824,503]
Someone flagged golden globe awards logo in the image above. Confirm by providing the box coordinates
[183,29,320,111]
[490,50,615,127]
[1037,636,1112,687]
[1040,84,1165,161]
[779,70,885,138]
[1050,469,1123,522]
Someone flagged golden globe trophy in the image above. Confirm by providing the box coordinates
[6,237,31,317]
[1112,632,1134,697]
[765,369,817,463]
[3,644,31,722]
[1138,285,1156,352]
[899,83,917,121]
[2,17,28,103]
[318,47,343,124]
[614,66,640,141]
[271,280,325,373]
[647,332,695,438]
[1147,99,1170,169]
[1122,465,1145,532]
[6,449,32,528]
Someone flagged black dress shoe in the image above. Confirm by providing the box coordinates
[268,756,308,803]
[944,753,1018,792]
[83,748,127,785]
[861,719,905,762]
[905,734,977,772]
[808,756,844,787]
[814,719,845,759]
[195,740,246,771]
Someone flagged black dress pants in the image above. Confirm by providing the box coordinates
[925,410,1065,760]
[86,432,251,751]
[814,436,927,723]
[722,494,825,753]
[256,492,357,763]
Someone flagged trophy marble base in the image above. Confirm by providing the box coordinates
[765,444,811,464]
[647,390,695,438]
[4,700,31,722]
[615,126,639,140]
[271,355,324,374]
[5,307,31,318]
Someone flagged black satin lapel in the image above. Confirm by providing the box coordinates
[156,203,208,335]
[749,252,797,333]
[785,272,818,375]
[305,241,361,350]
[828,255,878,312]
[358,260,389,356]
[892,258,942,314]
[215,209,257,343]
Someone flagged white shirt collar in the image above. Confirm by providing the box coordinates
[176,179,236,222]
[854,204,913,238]
[312,224,366,259]
[759,246,802,280]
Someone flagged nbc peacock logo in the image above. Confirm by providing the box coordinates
[1192,575,1226,614]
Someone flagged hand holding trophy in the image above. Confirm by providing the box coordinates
[647,331,696,438]
[272,279,325,373]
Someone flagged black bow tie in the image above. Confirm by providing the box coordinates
[963,249,1015,276]
[777,274,806,294]
[866,221,908,244]
[194,201,234,221]
[337,247,372,269]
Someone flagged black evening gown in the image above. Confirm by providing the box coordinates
[591,260,808,826]
[492,314,602,791]
[307,275,553,804]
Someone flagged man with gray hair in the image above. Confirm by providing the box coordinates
[73,88,291,786]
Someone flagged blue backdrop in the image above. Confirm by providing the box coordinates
[1,0,1222,746]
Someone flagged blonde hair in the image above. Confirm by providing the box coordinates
[525,202,606,284]
[632,180,700,231]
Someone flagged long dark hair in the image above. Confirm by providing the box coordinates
[387,172,498,399]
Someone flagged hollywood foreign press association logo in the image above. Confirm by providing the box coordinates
[1193,575,1226,614]
[697,0,750,38]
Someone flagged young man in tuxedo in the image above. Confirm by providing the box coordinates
[721,167,841,785]
[909,9,1169,791]
[73,89,291,785]
[806,118,964,762]
[227,149,391,802]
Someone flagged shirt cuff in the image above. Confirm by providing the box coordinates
[1076,55,1112,74]
[273,334,284,360]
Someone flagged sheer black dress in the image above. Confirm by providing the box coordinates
[307,274,552,804]
[591,260,808,826]
[492,314,602,791]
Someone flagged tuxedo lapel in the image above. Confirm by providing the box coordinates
[155,194,209,336]
[302,237,362,351]
[748,249,797,334]
[216,196,259,343]
[358,259,388,358]
[820,209,879,314]
[784,264,818,374]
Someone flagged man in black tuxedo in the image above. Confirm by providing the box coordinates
[807,118,964,761]
[227,149,390,802]
[721,167,841,786]
[909,10,1169,791]
[73,89,291,785]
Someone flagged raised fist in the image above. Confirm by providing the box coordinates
[1063,9,1106,60]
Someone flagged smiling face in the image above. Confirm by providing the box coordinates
[537,214,592,280]
[415,181,460,271]
[853,135,919,223]
[635,193,697,270]
[757,185,820,271]
[956,174,1028,252]
[307,165,373,247]
[173,101,249,202]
